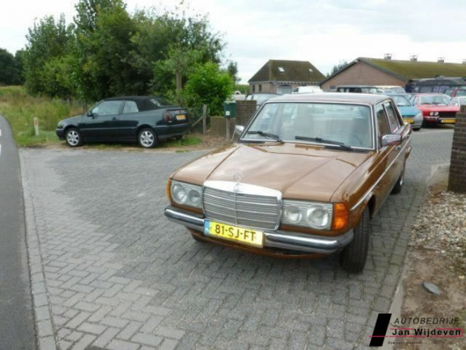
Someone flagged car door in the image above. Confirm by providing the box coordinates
[384,100,409,182]
[371,103,400,213]
[115,100,140,140]
[79,100,124,141]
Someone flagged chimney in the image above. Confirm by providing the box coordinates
[410,55,418,62]
[384,53,392,60]
[437,57,445,63]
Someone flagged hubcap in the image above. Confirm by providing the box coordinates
[67,130,80,146]
[140,130,155,147]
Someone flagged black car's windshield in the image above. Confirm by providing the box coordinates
[242,102,373,149]
[390,95,411,107]
[419,95,450,105]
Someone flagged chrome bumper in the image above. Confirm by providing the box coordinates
[164,206,353,254]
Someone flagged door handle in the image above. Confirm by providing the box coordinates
[112,117,117,120]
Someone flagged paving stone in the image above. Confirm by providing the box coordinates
[19,131,453,350]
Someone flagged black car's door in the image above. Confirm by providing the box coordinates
[79,100,124,141]
[116,100,141,140]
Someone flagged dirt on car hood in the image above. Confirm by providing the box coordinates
[172,143,373,202]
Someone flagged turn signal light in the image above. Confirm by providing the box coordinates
[333,203,349,230]
[166,179,172,200]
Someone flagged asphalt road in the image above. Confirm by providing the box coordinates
[0,116,36,350]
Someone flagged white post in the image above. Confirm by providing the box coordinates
[33,117,39,136]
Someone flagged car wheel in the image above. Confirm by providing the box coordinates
[175,135,183,141]
[391,168,404,194]
[65,128,82,147]
[413,127,421,131]
[138,128,158,148]
[340,208,371,273]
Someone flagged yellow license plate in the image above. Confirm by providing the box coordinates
[441,119,455,124]
[204,220,264,247]
[176,114,186,121]
[405,118,414,124]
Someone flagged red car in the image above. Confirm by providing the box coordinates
[412,93,459,125]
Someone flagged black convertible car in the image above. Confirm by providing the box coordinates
[56,96,190,148]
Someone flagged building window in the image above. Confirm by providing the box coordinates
[258,84,262,92]
[278,67,285,73]
[252,85,255,93]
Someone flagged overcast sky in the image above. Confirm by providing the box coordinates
[2,0,466,82]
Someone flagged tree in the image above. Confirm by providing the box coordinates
[183,62,234,115]
[73,0,141,101]
[0,48,22,85]
[328,61,349,77]
[226,61,239,83]
[23,15,73,96]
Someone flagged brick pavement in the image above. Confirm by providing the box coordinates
[20,129,453,350]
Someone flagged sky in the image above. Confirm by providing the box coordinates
[2,0,466,82]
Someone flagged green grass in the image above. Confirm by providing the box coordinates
[162,135,202,148]
[0,86,83,147]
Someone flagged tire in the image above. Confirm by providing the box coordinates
[391,168,404,194]
[175,135,183,141]
[65,127,83,147]
[413,127,421,131]
[138,128,158,148]
[340,208,371,273]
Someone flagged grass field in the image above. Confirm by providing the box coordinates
[0,86,84,146]
[0,86,202,148]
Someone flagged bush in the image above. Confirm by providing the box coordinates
[183,62,234,116]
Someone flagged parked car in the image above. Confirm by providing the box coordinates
[164,93,411,273]
[450,96,466,107]
[412,93,459,125]
[376,85,406,94]
[387,94,423,130]
[245,93,279,110]
[292,86,323,94]
[335,85,384,94]
[56,96,190,148]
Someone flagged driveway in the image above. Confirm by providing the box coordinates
[20,128,454,350]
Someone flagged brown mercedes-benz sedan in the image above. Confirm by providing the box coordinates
[164,93,412,273]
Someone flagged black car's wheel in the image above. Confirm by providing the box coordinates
[175,135,183,141]
[65,127,83,147]
[138,128,158,148]
[391,168,404,194]
[340,208,371,273]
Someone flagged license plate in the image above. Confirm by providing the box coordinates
[405,118,414,124]
[440,119,455,124]
[204,220,264,247]
[176,114,186,121]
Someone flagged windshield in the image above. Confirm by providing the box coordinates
[242,103,373,149]
[418,95,450,105]
[390,95,411,107]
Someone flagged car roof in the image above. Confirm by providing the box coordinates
[103,96,162,101]
[269,93,388,105]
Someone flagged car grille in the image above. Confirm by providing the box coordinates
[439,112,456,118]
[203,187,280,230]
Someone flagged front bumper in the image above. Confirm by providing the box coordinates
[164,206,353,255]
[56,128,65,139]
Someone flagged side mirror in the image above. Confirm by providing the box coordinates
[87,111,94,118]
[381,134,401,147]
[234,125,244,136]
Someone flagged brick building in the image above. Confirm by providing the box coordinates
[320,57,466,91]
[248,60,325,94]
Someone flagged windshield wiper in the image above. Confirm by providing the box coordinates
[294,136,353,151]
[246,130,282,142]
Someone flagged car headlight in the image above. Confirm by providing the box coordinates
[170,181,202,208]
[281,200,333,230]
[57,121,65,128]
